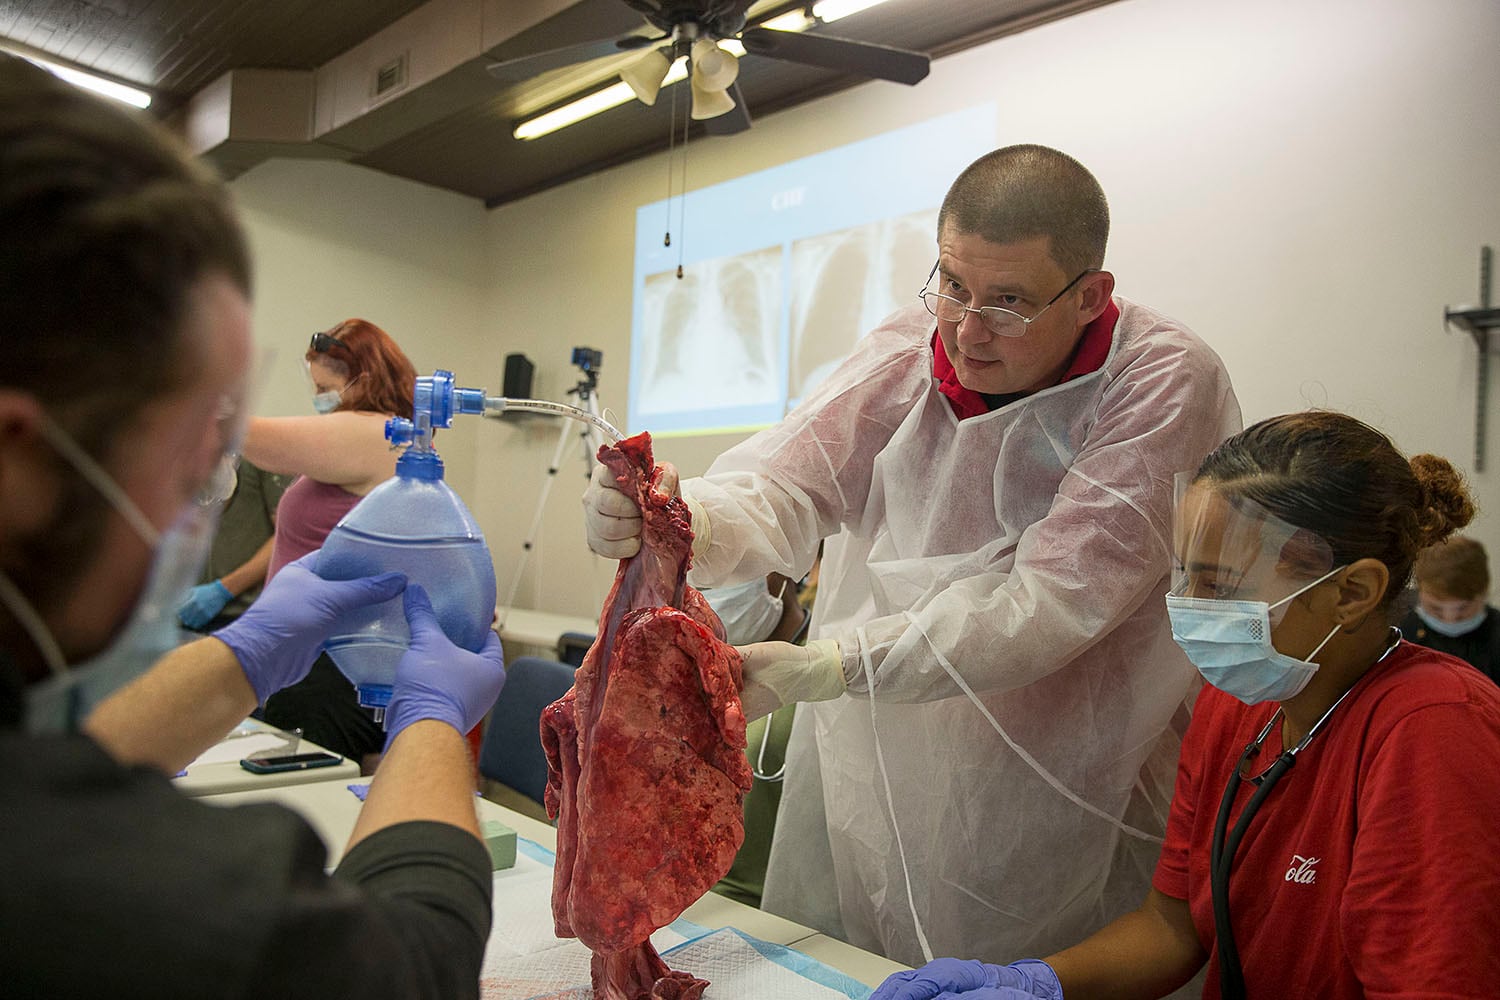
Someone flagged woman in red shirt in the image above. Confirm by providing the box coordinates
[871,410,1500,1000]
[240,320,416,767]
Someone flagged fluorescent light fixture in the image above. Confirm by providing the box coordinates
[513,84,635,140]
[515,57,688,140]
[762,0,889,29]
[812,0,891,23]
[760,11,811,31]
[509,0,891,140]
[11,50,152,108]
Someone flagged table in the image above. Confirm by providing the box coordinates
[172,717,360,797]
[203,780,908,988]
[495,604,595,658]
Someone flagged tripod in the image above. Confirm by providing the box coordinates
[498,365,607,624]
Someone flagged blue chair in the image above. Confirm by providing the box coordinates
[555,630,596,668]
[479,656,578,808]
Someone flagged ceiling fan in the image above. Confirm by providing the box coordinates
[487,0,931,136]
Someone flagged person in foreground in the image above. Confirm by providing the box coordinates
[870,411,1500,1000]
[0,56,505,997]
[586,144,1240,963]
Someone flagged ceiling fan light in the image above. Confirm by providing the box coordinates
[689,39,738,93]
[689,79,736,120]
[621,48,672,105]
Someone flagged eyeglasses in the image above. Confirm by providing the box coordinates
[309,331,343,353]
[918,262,1094,338]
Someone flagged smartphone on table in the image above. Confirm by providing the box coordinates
[240,751,344,774]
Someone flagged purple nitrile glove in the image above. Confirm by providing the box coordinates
[870,958,1063,1000]
[214,550,405,704]
[382,584,506,747]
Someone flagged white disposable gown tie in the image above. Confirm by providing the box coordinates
[683,299,1241,965]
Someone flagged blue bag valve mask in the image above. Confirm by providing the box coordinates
[319,368,627,722]
[316,370,498,721]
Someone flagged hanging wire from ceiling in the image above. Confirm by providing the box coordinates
[660,38,692,279]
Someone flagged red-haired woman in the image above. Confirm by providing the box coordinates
[240,319,417,766]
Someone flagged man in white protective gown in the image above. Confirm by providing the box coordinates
[582,144,1242,967]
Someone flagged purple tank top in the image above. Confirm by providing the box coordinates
[266,476,362,582]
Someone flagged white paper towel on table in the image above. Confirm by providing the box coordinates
[480,840,870,999]
[481,926,868,999]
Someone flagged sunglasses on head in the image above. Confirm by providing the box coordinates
[310,331,343,353]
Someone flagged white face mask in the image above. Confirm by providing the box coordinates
[703,578,787,646]
[310,368,364,415]
[0,418,221,734]
[1166,567,1344,705]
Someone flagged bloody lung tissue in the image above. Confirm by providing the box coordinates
[542,432,751,1000]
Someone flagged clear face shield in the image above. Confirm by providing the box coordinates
[1170,473,1337,609]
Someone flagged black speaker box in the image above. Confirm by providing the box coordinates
[503,353,535,399]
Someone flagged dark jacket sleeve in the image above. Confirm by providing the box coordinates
[251,820,493,999]
[0,721,494,1000]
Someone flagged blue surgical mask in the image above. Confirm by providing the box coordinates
[1166,567,1344,704]
[312,389,342,414]
[0,418,219,733]
[1416,604,1488,638]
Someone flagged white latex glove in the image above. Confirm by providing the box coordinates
[582,459,691,558]
[738,638,845,723]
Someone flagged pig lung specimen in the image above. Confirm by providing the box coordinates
[542,432,751,1000]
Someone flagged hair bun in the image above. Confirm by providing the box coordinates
[1409,453,1477,547]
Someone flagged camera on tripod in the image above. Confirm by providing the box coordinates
[571,347,603,373]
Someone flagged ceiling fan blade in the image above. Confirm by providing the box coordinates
[739,27,929,86]
[702,83,752,135]
[486,32,665,83]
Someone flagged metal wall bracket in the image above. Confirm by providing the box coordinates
[1444,246,1499,471]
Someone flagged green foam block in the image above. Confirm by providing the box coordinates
[481,819,517,871]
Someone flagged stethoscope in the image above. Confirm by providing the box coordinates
[749,592,813,784]
[1209,627,1402,1000]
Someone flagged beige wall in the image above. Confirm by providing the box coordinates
[236,0,1500,620]
[230,157,491,499]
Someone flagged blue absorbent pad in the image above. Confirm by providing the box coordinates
[664,926,872,999]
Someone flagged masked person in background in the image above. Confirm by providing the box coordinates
[239,319,417,766]
[0,56,505,997]
[872,411,1500,1000]
[1400,535,1500,682]
[585,145,1241,965]
[177,459,293,631]
[705,573,811,908]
